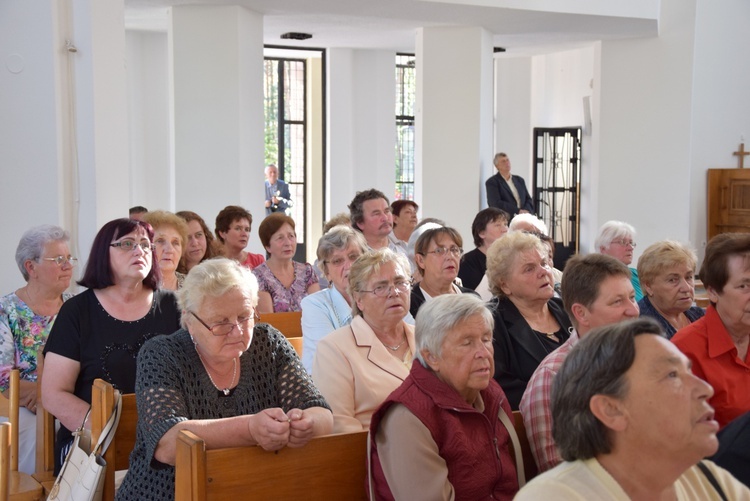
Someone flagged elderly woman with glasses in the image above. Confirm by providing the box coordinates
[410,226,478,318]
[313,249,415,433]
[595,220,643,301]
[117,258,332,500]
[369,294,520,500]
[300,225,368,374]
[0,225,75,474]
[43,218,181,473]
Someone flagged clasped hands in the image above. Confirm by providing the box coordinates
[249,407,314,451]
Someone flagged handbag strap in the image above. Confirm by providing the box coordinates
[92,390,123,456]
[696,461,728,501]
[497,407,526,488]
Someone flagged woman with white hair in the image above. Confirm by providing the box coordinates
[369,294,519,500]
[117,258,332,500]
[595,220,642,301]
[0,224,75,473]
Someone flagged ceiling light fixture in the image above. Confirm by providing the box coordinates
[281,32,313,41]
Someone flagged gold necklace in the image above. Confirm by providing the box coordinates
[196,350,237,396]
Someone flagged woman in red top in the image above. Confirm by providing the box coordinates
[672,232,750,428]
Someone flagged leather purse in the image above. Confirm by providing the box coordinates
[47,391,123,501]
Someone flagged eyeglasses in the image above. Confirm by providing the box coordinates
[110,240,154,252]
[325,253,361,267]
[611,240,637,248]
[422,246,463,258]
[41,255,78,267]
[190,310,259,337]
[360,280,411,298]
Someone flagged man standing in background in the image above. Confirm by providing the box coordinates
[264,164,292,216]
[485,153,534,217]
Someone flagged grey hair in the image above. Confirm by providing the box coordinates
[508,213,548,235]
[594,220,636,252]
[177,258,259,330]
[348,248,411,317]
[485,231,547,298]
[414,294,493,368]
[315,225,368,276]
[15,225,70,281]
[551,317,664,461]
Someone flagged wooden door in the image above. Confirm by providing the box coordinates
[708,169,750,239]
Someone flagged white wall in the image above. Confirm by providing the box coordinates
[126,30,171,211]
[689,0,750,260]
[0,0,64,290]
[327,49,396,217]
[595,0,697,261]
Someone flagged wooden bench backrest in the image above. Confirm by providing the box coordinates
[0,370,19,471]
[286,336,303,356]
[175,430,368,500]
[512,410,539,481]
[91,379,138,501]
[258,311,302,338]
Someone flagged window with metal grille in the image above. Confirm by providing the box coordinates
[395,54,415,201]
[264,57,307,247]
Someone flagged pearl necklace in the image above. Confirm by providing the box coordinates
[196,349,237,396]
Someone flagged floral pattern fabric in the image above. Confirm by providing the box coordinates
[0,291,73,392]
[252,261,318,312]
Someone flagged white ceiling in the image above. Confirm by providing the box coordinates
[124,0,659,56]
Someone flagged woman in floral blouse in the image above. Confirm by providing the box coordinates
[0,224,75,473]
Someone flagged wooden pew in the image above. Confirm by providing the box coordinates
[258,311,303,338]
[0,422,10,500]
[33,349,56,495]
[175,430,368,500]
[0,370,43,500]
[286,336,303,357]
[512,410,539,481]
[90,379,138,501]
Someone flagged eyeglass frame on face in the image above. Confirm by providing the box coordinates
[40,255,78,267]
[190,310,259,337]
[420,246,464,258]
[611,239,637,248]
[359,279,412,298]
[110,239,154,252]
[324,251,362,268]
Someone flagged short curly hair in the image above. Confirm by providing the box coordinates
[486,231,547,298]
[215,206,253,244]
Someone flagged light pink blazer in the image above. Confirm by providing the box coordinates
[312,315,416,433]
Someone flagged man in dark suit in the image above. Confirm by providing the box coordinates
[264,164,292,216]
[485,152,534,216]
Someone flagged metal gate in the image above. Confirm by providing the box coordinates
[532,128,581,269]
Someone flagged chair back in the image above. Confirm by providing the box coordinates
[0,421,10,501]
[175,430,368,500]
[91,379,138,501]
[287,336,303,356]
[258,311,303,338]
[0,369,43,498]
[33,348,57,494]
[512,411,539,481]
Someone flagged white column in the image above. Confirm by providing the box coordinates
[0,0,130,288]
[170,5,265,251]
[327,49,396,216]
[416,27,494,240]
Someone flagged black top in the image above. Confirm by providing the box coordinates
[458,248,487,291]
[485,173,534,216]
[489,296,571,410]
[410,284,480,319]
[116,325,330,500]
[711,410,750,488]
[44,288,181,470]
